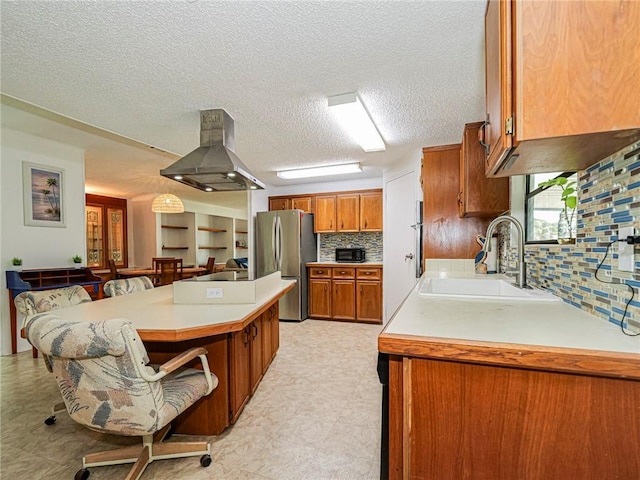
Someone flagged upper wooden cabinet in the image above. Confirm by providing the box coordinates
[291,196,313,213]
[268,197,290,211]
[359,191,383,231]
[314,195,337,232]
[483,0,640,177]
[336,194,360,232]
[459,121,509,217]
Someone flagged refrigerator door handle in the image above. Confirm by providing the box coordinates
[271,215,278,268]
[276,216,283,270]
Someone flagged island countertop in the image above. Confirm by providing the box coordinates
[379,273,640,380]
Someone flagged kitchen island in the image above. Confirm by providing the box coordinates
[378,272,640,480]
[42,276,295,435]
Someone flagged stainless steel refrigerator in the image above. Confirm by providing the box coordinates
[256,210,317,321]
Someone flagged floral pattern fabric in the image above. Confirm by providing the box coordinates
[103,277,154,297]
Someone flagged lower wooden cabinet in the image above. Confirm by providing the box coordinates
[308,265,382,324]
[230,326,252,422]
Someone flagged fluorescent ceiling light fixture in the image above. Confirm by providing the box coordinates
[277,162,362,179]
[151,193,185,213]
[328,93,385,152]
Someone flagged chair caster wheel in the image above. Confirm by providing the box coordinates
[44,416,57,425]
[74,468,90,480]
[200,454,212,467]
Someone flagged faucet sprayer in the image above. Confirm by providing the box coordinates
[482,215,527,289]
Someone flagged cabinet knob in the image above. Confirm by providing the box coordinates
[340,271,346,274]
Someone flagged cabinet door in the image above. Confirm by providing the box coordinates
[291,196,313,214]
[356,281,382,323]
[309,278,332,319]
[336,194,360,232]
[270,303,279,358]
[314,196,336,233]
[484,0,513,175]
[459,122,509,217]
[86,205,104,269]
[106,207,126,267]
[332,279,356,320]
[261,309,273,372]
[359,191,382,231]
[250,318,263,393]
[230,327,251,421]
[269,197,291,211]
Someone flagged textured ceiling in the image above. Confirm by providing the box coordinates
[0,0,487,204]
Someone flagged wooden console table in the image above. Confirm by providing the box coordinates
[6,268,103,355]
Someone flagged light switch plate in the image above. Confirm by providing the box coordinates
[618,226,635,272]
[206,287,223,299]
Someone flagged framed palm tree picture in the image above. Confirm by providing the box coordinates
[23,161,66,227]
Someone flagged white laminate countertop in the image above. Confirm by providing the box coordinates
[307,262,382,267]
[383,273,640,356]
[40,280,295,340]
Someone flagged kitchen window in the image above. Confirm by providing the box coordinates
[525,172,577,243]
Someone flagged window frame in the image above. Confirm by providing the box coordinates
[524,171,576,244]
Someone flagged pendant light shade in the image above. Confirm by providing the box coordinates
[152,193,184,213]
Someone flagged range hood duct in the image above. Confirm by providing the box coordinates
[160,109,265,191]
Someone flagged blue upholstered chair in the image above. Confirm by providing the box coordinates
[25,313,218,480]
[103,276,154,297]
[14,285,93,425]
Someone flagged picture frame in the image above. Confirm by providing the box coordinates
[23,161,66,227]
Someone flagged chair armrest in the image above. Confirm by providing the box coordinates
[159,347,207,374]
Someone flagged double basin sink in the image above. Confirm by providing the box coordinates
[419,276,559,302]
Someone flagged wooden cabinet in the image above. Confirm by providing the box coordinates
[249,316,263,393]
[269,197,291,211]
[229,326,251,422]
[261,303,279,371]
[85,194,127,269]
[291,196,313,213]
[422,145,492,259]
[359,191,383,231]
[459,121,509,217]
[483,0,640,177]
[314,195,337,232]
[308,265,382,324]
[336,194,360,232]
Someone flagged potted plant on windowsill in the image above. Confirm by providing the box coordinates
[11,257,23,271]
[72,255,83,268]
[537,176,577,244]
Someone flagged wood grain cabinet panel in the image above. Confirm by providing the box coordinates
[268,198,291,211]
[484,0,640,177]
[291,196,313,213]
[309,278,332,319]
[356,280,382,323]
[249,316,263,393]
[336,194,360,232]
[229,326,251,423]
[459,121,509,217]
[359,191,383,231]
[332,279,356,320]
[314,195,337,232]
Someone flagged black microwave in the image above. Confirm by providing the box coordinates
[335,248,366,263]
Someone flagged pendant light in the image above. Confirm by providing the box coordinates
[151,193,184,213]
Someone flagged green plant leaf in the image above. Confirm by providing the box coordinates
[565,196,577,209]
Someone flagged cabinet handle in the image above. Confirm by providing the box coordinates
[365,271,372,275]
[253,323,258,339]
[340,271,346,274]
[364,220,368,228]
[478,114,490,155]
[324,284,327,292]
[243,327,250,347]
[457,191,462,204]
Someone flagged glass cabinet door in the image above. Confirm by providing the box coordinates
[86,206,103,268]
[107,207,125,267]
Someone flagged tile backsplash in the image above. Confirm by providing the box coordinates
[319,232,383,262]
[501,141,640,332]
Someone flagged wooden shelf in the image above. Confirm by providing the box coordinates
[162,246,189,250]
[235,231,248,234]
[198,246,228,250]
[198,227,227,233]
[236,246,248,249]
[162,225,188,230]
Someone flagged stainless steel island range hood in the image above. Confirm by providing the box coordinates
[160,109,265,191]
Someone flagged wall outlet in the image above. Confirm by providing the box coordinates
[206,287,223,299]
[618,226,635,272]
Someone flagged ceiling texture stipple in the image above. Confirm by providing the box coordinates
[0,0,487,204]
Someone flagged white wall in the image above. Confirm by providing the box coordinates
[1,128,86,354]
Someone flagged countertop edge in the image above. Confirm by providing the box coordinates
[306,262,383,267]
[378,332,640,381]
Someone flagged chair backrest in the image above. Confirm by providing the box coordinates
[14,286,92,317]
[153,258,183,286]
[108,259,119,280]
[24,313,164,436]
[205,257,216,274]
[103,276,154,297]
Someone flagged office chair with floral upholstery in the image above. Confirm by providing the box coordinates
[103,276,154,297]
[25,313,218,480]
[14,285,93,425]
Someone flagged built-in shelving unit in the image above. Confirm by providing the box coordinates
[162,246,189,250]
[162,225,188,230]
[198,246,228,250]
[198,227,227,233]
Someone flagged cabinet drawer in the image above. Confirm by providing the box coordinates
[332,267,355,279]
[309,267,332,278]
[356,268,381,280]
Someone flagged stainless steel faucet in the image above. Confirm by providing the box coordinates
[482,215,527,289]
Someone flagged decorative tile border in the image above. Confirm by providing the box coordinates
[319,232,383,262]
[501,141,640,332]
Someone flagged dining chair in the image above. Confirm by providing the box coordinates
[108,259,121,280]
[14,285,93,426]
[205,256,216,274]
[153,257,183,286]
[24,312,219,480]
[103,276,155,297]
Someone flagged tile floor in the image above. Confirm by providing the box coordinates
[0,319,384,479]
